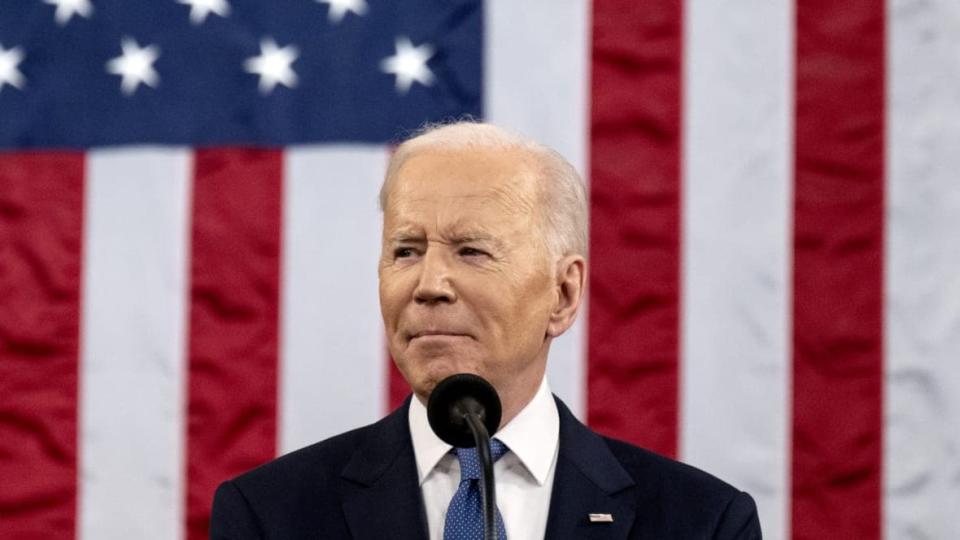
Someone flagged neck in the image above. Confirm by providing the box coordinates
[494,367,546,430]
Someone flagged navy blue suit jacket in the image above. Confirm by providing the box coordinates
[211,397,761,539]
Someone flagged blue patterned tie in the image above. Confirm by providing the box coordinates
[443,438,509,540]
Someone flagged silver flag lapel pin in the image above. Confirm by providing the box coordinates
[588,513,614,523]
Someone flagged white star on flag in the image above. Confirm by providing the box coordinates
[42,0,94,26]
[244,38,299,95]
[380,36,435,94]
[177,0,231,25]
[106,37,160,96]
[0,44,26,92]
[316,0,368,24]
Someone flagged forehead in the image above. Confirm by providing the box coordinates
[385,147,542,226]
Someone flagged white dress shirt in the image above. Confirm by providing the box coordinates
[408,376,560,540]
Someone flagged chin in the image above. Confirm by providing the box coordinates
[403,356,478,398]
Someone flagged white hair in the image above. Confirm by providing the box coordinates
[380,121,588,259]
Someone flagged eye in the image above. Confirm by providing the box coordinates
[394,247,415,258]
[459,247,487,258]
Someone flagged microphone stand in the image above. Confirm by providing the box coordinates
[463,412,497,540]
[427,374,503,540]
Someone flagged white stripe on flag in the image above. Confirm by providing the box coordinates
[680,1,793,538]
[485,0,591,418]
[886,1,960,537]
[79,148,191,540]
[279,146,389,453]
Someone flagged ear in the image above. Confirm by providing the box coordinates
[546,255,586,338]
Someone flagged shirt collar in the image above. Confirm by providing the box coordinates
[409,391,454,485]
[408,376,559,486]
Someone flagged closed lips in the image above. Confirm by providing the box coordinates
[409,331,470,339]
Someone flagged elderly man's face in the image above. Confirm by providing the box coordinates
[379,147,558,406]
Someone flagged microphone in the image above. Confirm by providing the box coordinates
[427,374,502,540]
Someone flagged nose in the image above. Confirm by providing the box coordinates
[413,246,457,305]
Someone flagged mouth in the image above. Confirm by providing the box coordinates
[408,331,472,341]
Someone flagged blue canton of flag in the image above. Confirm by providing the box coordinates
[0,0,483,148]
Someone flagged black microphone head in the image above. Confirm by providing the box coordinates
[427,373,502,448]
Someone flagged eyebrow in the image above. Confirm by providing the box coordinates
[388,231,505,250]
[389,233,425,243]
[446,232,506,252]
[449,232,499,244]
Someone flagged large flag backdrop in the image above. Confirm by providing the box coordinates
[1,0,958,538]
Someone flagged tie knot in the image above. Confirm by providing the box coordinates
[454,439,508,481]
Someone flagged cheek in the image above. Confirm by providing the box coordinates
[519,275,557,326]
[379,274,410,328]
[482,276,554,342]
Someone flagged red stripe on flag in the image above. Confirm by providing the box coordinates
[792,1,885,538]
[0,152,84,539]
[588,0,684,458]
[184,149,283,540]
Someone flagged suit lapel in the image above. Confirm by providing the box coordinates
[544,399,638,540]
[340,398,428,540]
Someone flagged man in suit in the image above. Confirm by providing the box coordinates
[211,122,762,539]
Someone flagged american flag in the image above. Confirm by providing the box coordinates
[1,0,958,539]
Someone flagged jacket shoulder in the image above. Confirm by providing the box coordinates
[235,423,367,491]
[601,436,760,538]
[210,419,388,540]
[603,436,739,499]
